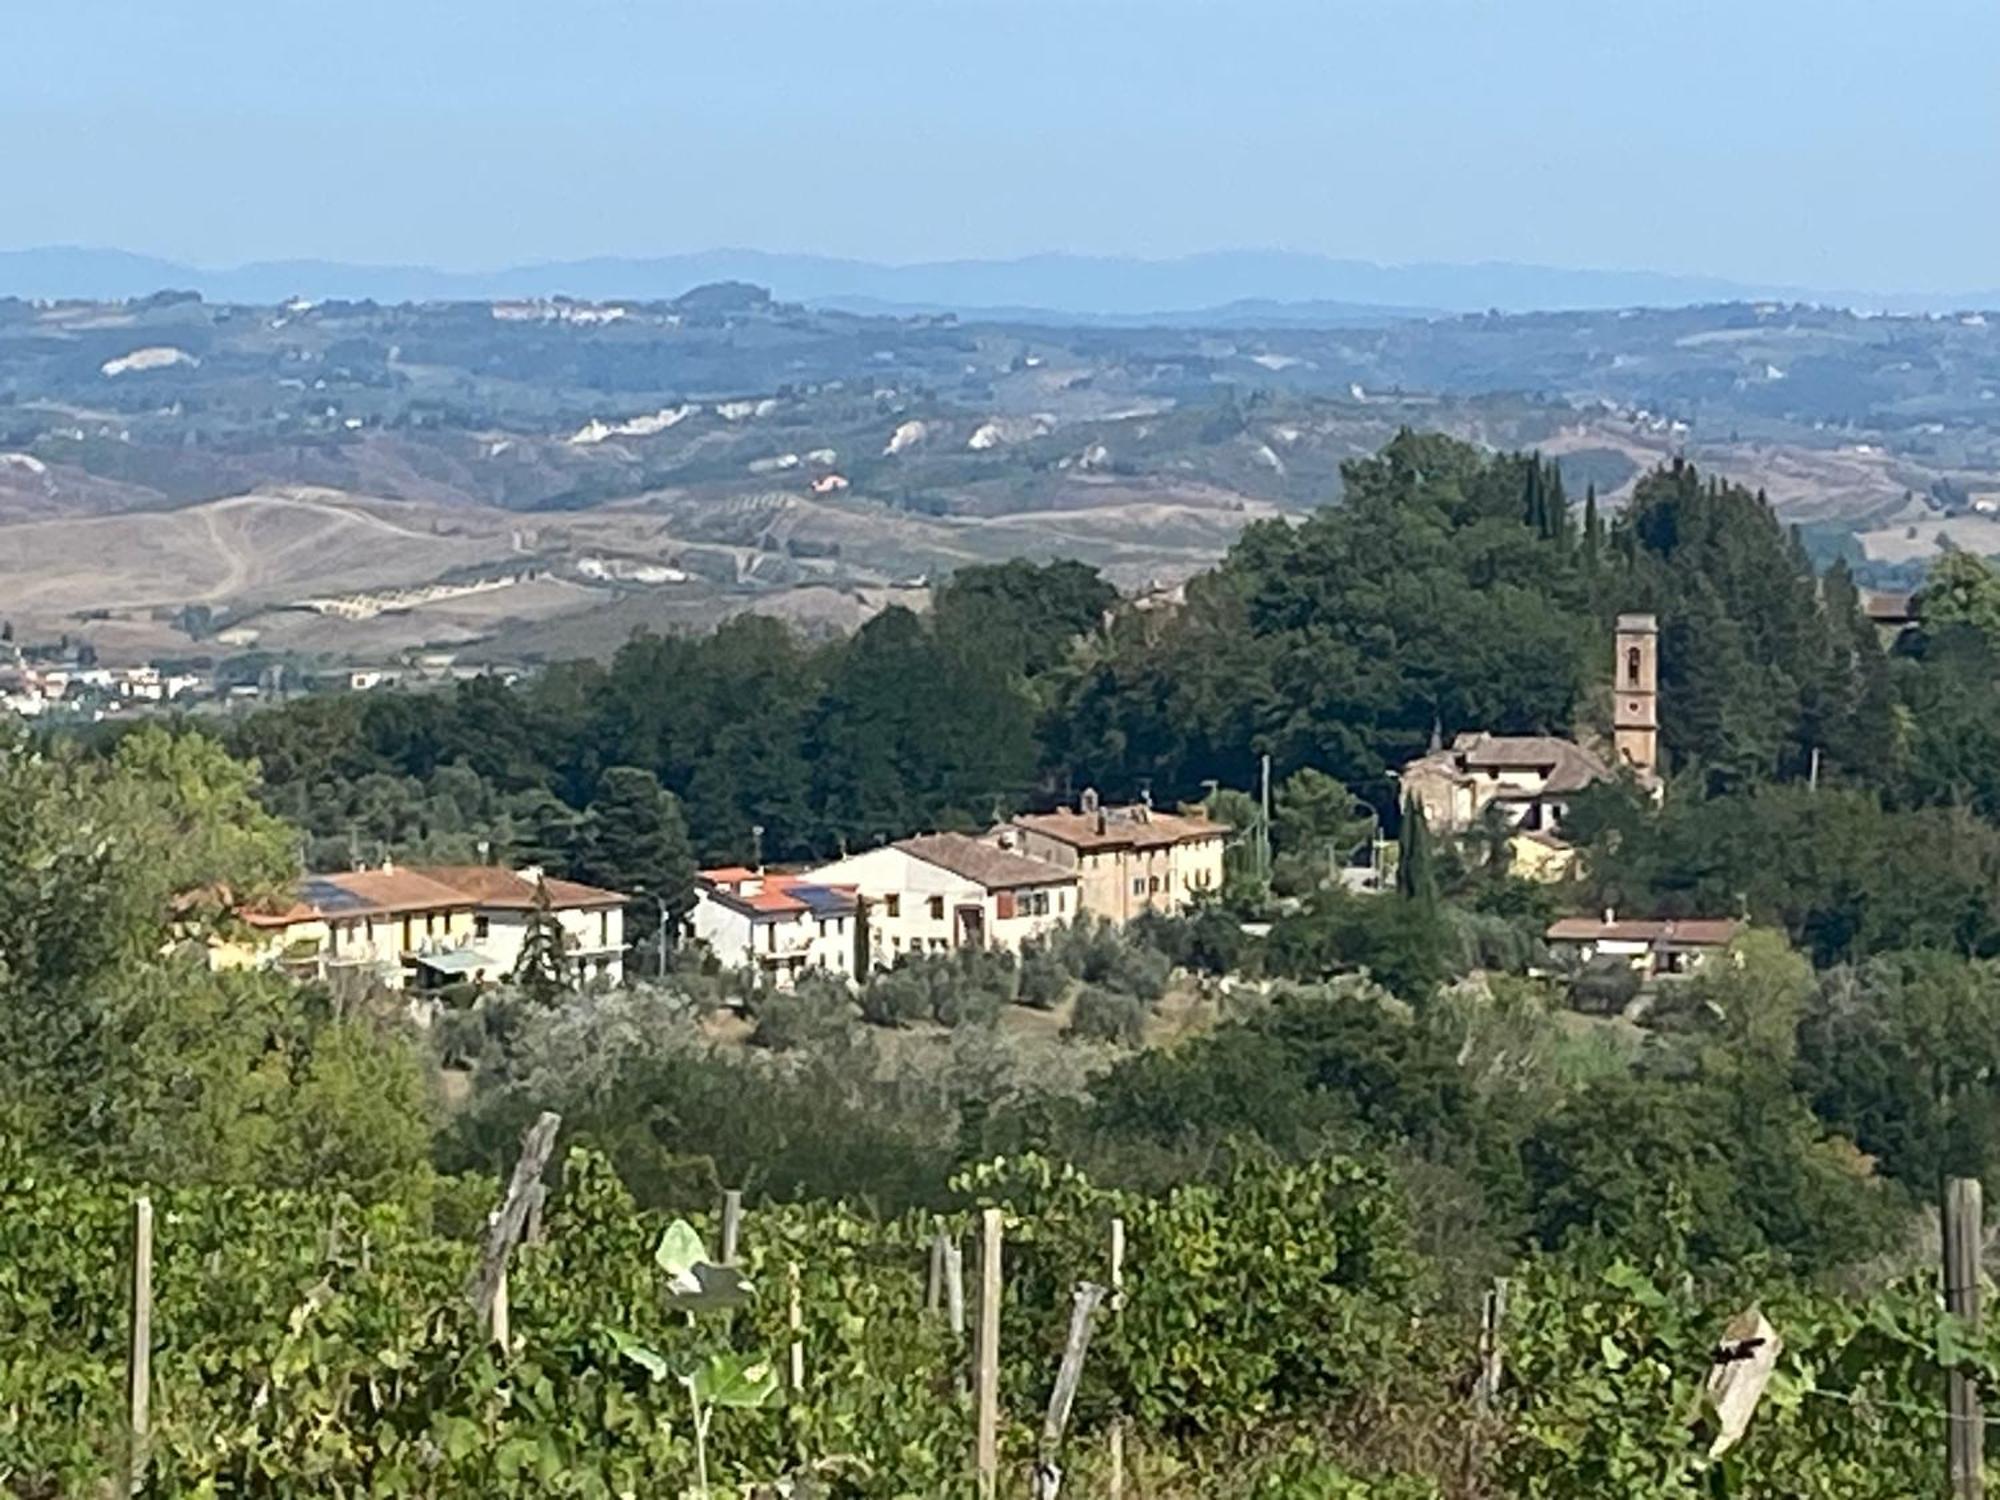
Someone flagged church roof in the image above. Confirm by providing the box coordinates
[1448,733,1611,794]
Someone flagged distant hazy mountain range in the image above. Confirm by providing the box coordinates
[4,245,1995,321]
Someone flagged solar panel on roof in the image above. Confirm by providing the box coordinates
[789,884,854,916]
[300,876,372,913]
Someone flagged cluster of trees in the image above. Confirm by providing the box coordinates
[0,726,438,1208]
[217,439,1956,932]
[228,557,1115,873]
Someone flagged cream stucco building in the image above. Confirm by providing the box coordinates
[220,864,627,990]
[1001,793,1226,925]
[804,833,1078,966]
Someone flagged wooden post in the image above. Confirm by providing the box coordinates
[787,1261,806,1391]
[126,1195,153,1495]
[1946,1176,1985,1500]
[1473,1276,1509,1410]
[1703,1308,1781,1459]
[1033,1282,1106,1500]
[468,1111,561,1324]
[720,1189,744,1266]
[945,1233,967,1341]
[490,1263,511,1353]
[975,1208,1003,1500]
[1108,1217,1127,1500]
[522,1181,547,1247]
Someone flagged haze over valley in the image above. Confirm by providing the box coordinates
[4,276,1998,670]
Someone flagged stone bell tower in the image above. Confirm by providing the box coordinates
[1613,614,1659,782]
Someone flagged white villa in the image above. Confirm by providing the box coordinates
[690,867,860,986]
[804,833,1078,966]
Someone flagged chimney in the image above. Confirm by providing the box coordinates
[381,856,395,875]
[1602,907,1616,926]
[1079,787,1100,816]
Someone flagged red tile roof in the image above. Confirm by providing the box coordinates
[1545,916,1742,948]
[897,832,1076,890]
[244,868,474,927]
[1011,803,1224,852]
[244,864,626,928]
[414,864,626,910]
[700,871,858,919]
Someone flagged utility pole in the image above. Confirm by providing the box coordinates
[751,823,766,873]
[1257,753,1273,884]
[656,901,669,979]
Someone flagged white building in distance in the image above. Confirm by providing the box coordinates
[805,833,1078,966]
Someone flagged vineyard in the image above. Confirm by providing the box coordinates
[3,1126,1999,1499]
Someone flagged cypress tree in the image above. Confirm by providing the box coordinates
[1583,483,1602,566]
[1546,460,1569,543]
[1396,796,1440,912]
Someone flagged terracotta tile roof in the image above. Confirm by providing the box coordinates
[1452,734,1612,795]
[1011,804,1224,853]
[414,864,627,910]
[245,864,626,927]
[1545,916,1742,948]
[1863,590,1916,624]
[897,832,1075,891]
[700,872,858,919]
[246,868,474,927]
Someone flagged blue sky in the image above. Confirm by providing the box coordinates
[3,0,1994,290]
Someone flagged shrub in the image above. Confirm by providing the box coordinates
[859,963,936,1027]
[1569,954,1642,1014]
[749,974,854,1050]
[1017,939,1070,1009]
[1067,986,1149,1046]
[1050,915,1171,999]
[859,950,1014,1028]
[1099,940,1171,1002]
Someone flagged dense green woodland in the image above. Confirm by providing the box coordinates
[14,433,2000,1494]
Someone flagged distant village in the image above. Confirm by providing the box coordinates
[201,610,1753,1003]
[0,635,512,724]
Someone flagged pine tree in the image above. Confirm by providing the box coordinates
[1396,796,1439,912]
[512,876,574,1004]
[578,766,697,936]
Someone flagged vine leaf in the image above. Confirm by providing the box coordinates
[687,1353,780,1410]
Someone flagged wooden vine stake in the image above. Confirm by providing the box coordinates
[1032,1282,1106,1500]
[974,1208,1004,1500]
[1945,1176,1985,1500]
[1473,1276,1509,1410]
[467,1110,561,1352]
[720,1188,744,1266]
[1107,1216,1127,1500]
[125,1195,154,1496]
[945,1232,967,1342]
[787,1261,806,1391]
[1702,1307,1781,1459]
[489,1256,511,1352]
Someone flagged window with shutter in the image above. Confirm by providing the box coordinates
[996,891,1017,919]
